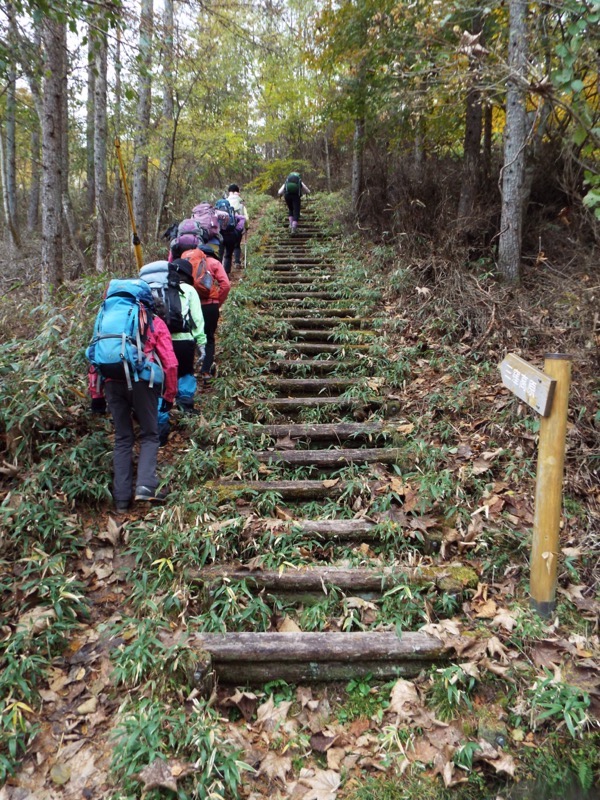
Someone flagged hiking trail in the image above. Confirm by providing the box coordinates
[188,204,477,683]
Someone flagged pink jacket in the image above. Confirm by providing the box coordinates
[88,315,179,403]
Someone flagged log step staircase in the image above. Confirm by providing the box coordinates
[194,205,453,683]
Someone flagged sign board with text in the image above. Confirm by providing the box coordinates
[499,353,556,417]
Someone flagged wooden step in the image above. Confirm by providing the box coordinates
[193,564,478,594]
[271,292,337,300]
[209,479,381,500]
[249,396,361,412]
[183,631,447,683]
[267,342,370,354]
[264,265,332,272]
[272,285,336,294]
[254,446,401,467]
[271,274,333,283]
[269,377,363,394]
[288,329,374,342]
[262,359,357,374]
[271,308,359,318]
[281,317,364,328]
[259,421,389,441]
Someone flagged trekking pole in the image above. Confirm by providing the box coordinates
[244,235,247,269]
[114,137,143,270]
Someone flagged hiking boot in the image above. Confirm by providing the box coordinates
[201,372,213,391]
[134,486,169,503]
[234,261,242,269]
[114,500,131,514]
[209,362,218,378]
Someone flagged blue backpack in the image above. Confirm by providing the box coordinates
[215,199,236,231]
[86,279,164,390]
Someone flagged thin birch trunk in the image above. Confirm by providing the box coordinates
[86,27,96,217]
[0,126,21,251]
[94,30,109,272]
[133,0,153,244]
[59,25,88,277]
[113,29,122,215]
[457,15,484,228]
[154,0,174,238]
[497,0,529,283]
[324,129,332,193]
[41,18,64,299]
[6,70,17,225]
[482,101,492,181]
[27,126,41,228]
[351,117,365,215]
[413,116,425,172]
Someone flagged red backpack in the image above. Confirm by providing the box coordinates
[182,249,221,303]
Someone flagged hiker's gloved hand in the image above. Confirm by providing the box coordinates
[90,397,107,415]
[197,345,206,362]
[162,400,173,412]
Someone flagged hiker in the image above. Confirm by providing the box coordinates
[86,279,178,513]
[215,197,246,275]
[182,244,231,390]
[277,172,311,233]
[166,202,228,261]
[139,259,207,416]
[226,184,249,268]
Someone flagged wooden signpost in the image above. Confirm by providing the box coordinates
[499,353,572,617]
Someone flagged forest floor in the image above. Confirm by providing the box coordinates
[0,196,599,800]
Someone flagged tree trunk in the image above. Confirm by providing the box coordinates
[25,28,42,230]
[0,126,21,251]
[27,126,41,229]
[112,28,123,216]
[413,116,425,172]
[324,130,332,192]
[482,101,493,180]
[6,75,17,226]
[59,25,88,278]
[154,0,174,238]
[497,0,529,282]
[351,117,365,214]
[94,30,109,272]
[457,16,484,228]
[41,18,64,299]
[133,0,153,244]
[86,28,96,217]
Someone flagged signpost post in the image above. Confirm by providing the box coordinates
[499,353,572,617]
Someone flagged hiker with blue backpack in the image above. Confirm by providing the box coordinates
[139,258,206,418]
[86,279,178,513]
[215,197,246,275]
[278,172,311,234]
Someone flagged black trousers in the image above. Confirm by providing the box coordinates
[104,380,160,503]
[172,339,195,378]
[221,229,242,274]
[201,303,220,373]
[285,192,301,222]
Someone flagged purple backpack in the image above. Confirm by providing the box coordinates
[192,203,221,238]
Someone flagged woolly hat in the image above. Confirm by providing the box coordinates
[170,258,194,283]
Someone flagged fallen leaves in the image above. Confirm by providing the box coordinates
[300,768,341,800]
